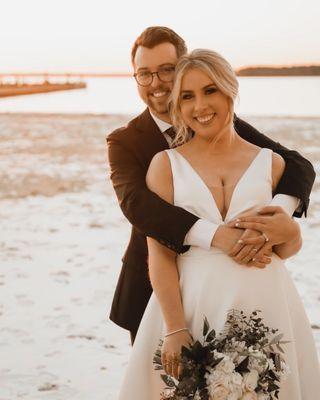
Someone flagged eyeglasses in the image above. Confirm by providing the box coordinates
[134,66,175,87]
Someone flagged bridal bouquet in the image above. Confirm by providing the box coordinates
[153,310,290,400]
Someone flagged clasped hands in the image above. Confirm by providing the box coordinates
[162,207,299,380]
[222,206,298,268]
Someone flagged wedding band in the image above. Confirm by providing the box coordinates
[262,233,269,242]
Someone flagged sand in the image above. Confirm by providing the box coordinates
[0,113,319,399]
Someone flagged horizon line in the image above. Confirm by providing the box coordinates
[0,64,319,78]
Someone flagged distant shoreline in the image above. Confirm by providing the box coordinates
[1,65,320,79]
[236,65,320,77]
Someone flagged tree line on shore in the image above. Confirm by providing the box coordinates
[236,65,320,76]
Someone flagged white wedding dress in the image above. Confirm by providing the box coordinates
[118,148,320,399]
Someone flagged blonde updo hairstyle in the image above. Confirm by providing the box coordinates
[169,49,239,147]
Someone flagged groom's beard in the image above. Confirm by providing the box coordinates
[147,86,171,116]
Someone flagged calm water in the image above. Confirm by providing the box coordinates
[0,77,319,117]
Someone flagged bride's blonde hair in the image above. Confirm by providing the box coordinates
[169,49,239,147]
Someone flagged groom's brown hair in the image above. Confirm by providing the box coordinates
[131,26,187,65]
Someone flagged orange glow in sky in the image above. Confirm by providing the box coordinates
[1,0,319,72]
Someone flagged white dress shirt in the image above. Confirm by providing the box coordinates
[150,112,173,145]
[149,111,300,250]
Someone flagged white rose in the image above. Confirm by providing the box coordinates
[228,381,243,399]
[227,392,240,400]
[206,369,230,387]
[241,391,258,400]
[216,358,235,374]
[210,383,230,400]
[242,370,259,392]
[226,351,238,362]
[230,372,242,387]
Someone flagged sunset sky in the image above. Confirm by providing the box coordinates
[2,0,319,72]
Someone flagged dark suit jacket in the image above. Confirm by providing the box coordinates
[107,108,315,333]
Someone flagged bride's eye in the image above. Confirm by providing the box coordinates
[205,87,218,95]
[181,93,192,100]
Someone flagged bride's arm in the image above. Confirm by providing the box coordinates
[146,151,187,331]
[147,237,187,331]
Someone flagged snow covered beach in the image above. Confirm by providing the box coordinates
[0,113,319,399]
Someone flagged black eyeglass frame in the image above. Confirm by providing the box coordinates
[133,67,175,87]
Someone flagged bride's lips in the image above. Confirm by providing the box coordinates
[194,113,216,125]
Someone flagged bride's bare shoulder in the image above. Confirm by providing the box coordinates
[146,151,173,203]
[147,150,171,177]
[271,151,286,189]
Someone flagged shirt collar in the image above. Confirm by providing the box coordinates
[149,110,172,133]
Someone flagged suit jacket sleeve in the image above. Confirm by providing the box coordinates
[107,132,199,254]
[234,116,315,217]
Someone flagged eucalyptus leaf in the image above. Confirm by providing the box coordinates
[274,354,282,370]
[203,317,210,336]
[181,345,192,358]
[192,340,203,355]
[153,355,162,365]
[210,357,224,368]
[269,344,275,352]
[270,333,283,345]
[269,370,279,381]
[276,343,284,354]
[236,356,250,373]
[268,381,280,392]
[206,328,216,342]
[155,349,162,357]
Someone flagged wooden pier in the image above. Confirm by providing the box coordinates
[0,73,89,98]
[0,82,86,98]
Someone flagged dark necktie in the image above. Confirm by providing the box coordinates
[164,126,176,141]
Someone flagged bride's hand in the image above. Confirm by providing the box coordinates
[228,228,272,268]
[161,330,193,380]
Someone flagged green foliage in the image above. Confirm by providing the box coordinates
[154,310,290,400]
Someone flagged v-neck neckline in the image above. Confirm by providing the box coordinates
[172,148,264,222]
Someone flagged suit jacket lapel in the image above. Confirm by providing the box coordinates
[135,109,169,165]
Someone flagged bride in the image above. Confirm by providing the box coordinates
[117,49,320,399]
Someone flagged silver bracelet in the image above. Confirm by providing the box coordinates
[165,327,189,338]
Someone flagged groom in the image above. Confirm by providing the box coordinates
[107,26,315,344]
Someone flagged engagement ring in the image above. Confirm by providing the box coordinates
[262,233,269,242]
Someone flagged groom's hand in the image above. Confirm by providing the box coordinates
[228,206,300,266]
[228,206,300,247]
